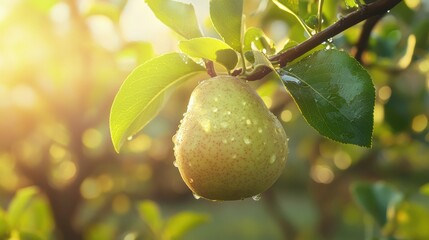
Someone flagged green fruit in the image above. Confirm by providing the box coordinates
[173,76,288,201]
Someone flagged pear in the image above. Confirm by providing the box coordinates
[173,76,288,201]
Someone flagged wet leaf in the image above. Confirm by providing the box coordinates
[280,49,375,147]
[110,53,206,152]
[179,37,238,71]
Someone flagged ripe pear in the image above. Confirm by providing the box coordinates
[173,76,288,201]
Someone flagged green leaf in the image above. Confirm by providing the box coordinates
[146,0,202,39]
[162,212,208,240]
[345,0,360,8]
[271,0,314,35]
[280,49,375,147]
[7,187,54,239]
[394,202,429,239]
[17,232,43,240]
[0,208,10,239]
[243,27,276,55]
[110,53,206,152]
[138,200,162,234]
[273,0,299,14]
[420,183,429,196]
[7,187,39,228]
[179,37,238,71]
[210,0,243,52]
[244,51,280,81]
[350,182,403,227]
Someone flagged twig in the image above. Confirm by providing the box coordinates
[204,60,217,77]
[270,0,402,67]
[243,0,401,81]
[354,15,384,63]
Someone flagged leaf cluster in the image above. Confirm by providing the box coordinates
[110,0,376,152]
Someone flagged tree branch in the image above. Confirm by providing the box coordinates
[241,0,402,81]
[204,59,217,77]
[354,14,384,63]
[270,0,402,67]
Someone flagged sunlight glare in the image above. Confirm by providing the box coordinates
[411,114,428,133]
[82,128,103,149]
[81,177,101,199]
[311,165,334,184]
[280,109,293,122]
[11,84,38,109]
[87,15,121,51]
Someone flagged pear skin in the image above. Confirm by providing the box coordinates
[173,76,288,200]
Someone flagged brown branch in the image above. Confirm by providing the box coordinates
[354,14,384,63]
[270,0,402,67]
[204,59,217,77]
[243,0,402,81]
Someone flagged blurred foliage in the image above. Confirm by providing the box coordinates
[0,0,428,240]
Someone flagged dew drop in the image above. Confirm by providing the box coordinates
[189,178,194,183]
[246,119,252,125]
[127,136,133,141]
[258,128,263,133]
[180,54,189,65]
[214,97,219,102]
[173,161,178,168]
[270,155,277,164]
[242,101,247,106]
[230,137,235,142]
[193,193,201,200]
[212,107,218,113]
[281,75,301,85]
[243,137,251,145]
[222,139,228,144]
[327,37,333,43]
[226,111,231,115]
[252,194,262,201]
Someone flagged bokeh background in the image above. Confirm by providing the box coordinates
[0,0,428,239]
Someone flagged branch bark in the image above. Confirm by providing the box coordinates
[240,0,402,81]
[354,15,384,63]
[270,0,402,67]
